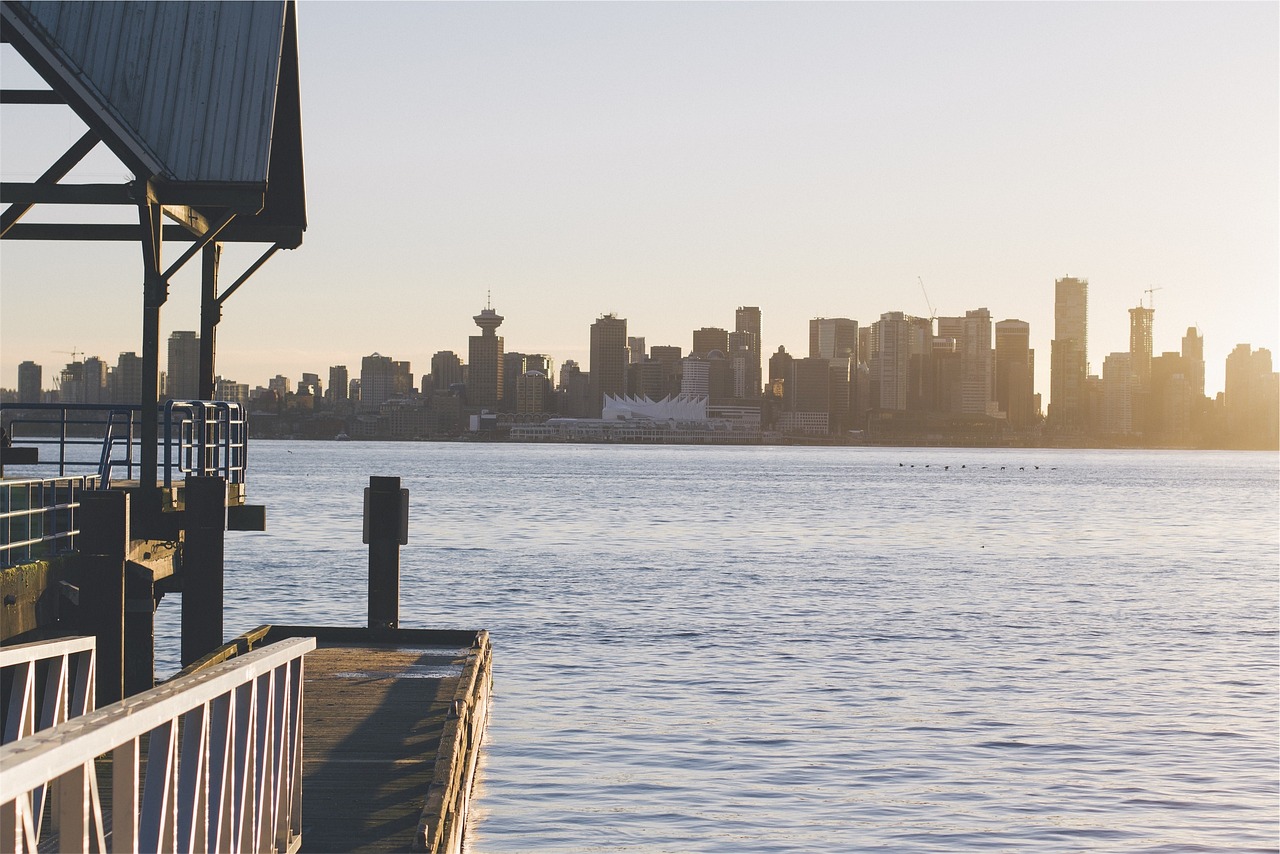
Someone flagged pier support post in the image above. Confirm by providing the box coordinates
[182,476,228,666]
[79,490,128,706]
[365,476,407,630]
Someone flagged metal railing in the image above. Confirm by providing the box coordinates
[2,403,139,481]
[2,400,247,489]
[164,400,248,488]
[0,636,314,853]
[1,474,100,568]
[0,636,97,844]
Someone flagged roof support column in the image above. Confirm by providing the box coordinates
[198,242,222,401]
[138,197,165,521]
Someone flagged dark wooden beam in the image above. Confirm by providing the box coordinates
[1,182,134,205]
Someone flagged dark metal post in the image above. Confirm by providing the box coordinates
[182,476,227,666]
[365,476,407,629]
[138,199,165,522]
[79,490,129,705]
[198,242,221,401]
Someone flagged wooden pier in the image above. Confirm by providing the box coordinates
[177,625,492,853]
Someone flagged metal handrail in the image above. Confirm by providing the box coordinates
[164,400,248,488]
[1,474,100,568]
[2,403,140,480]
[0,636,97,844]
[0,636,315,853]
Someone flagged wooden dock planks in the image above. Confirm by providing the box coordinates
[262,627,491,854]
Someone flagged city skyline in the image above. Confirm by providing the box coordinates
[2,2,1276,399]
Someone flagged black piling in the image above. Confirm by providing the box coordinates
[78,490,128,706]
[365,476,407,630]
[182,475,228,666]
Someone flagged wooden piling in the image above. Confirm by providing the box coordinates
[365,476,407,630]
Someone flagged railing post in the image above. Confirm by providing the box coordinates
[78,490,128,705]
[182,476,227,666]
[365,476,407,630]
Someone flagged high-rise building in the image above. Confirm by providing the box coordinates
[627,337,646,364]
[213,378,249,407]
[735,306,762,397]
[995,320,1034,428]
[17,361,42,403]
[1181,327,1204,400]
[167,331,200,400]
[1129,305,1154,386]
[81,357,108,404]
[809,317,858,362]
[958,308,996,416]
[468,303,505,410]
[1102,352,1135,435]
[111,352,142,404]
[516,370,550,414]
[870,312,929,411]
[789,357,832,435]
[649,345,683,398]
[1225,344,1280,448]
[589,313,627,417]
[692,327,729,359]
[329,365,349,410]
[360,354,412,411]
[429,352,463,391]
[58,361,85,403]
[1049,276,1088,431]
[502,352,528,412]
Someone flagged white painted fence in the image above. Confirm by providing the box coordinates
[0,636,315,853]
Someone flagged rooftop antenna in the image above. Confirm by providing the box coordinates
[1143,286,1163,310]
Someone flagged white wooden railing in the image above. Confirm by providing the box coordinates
[0,636,315,853]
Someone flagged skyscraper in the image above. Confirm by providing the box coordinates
[870,312,927,411]
[809,317,858,360]
[1181,327,1204,400]
[167,330,200,401]
[627,337,646,364]
[589,313,628,417]
[1129,305,1154,386]
[959,308,996,416]
[468,302,505,410]
[17,361,42,403]
[1102,352,1135,435]
[995,320,1034,428]
[360,353,412,411]
[112,352,142,405]
[692,327,728,359]
[735,306,762,398]
[1049,276,1088,431]
[329,365,349,411]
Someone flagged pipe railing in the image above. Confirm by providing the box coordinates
[164,400,248,488]
[0,474,100,568]
[0,636,315,854]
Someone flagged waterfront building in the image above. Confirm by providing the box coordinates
[789,356,832,435]
[502,353,528,412]
[959,308,996,416]
[17,360,42,403]
[112,352,142,404]
[468,303,505,410]
[1050,276,1088,431]
[809,317,858,361]
[1101,352,1135,435]
[429,352,463,392]
[299,372,322,399]
[680,355,710,398]
[1150,352,1192,445]
[1181,327,1204,400]
[82,356,108,404]
[557,361,592,418]
[870,312,930,411]
[328,365,349,411]
[589,313,627,417]
[525,354,554,383]
[692,327,728,359]
[735,306,762,398]
[628,337,646,364]
[1129,305,1154,386]
[995,320,1035,428]
[360,353,412,412]
[214,377,249,407]
[58,360,84,403]
[649,345,683,398]
[1225,344,1280,448]
[167,330,200,401]
[515,370,550,414]
[627,358,667,401]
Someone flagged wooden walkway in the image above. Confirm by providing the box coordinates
[200,626,492,854]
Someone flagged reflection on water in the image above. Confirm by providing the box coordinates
[172,443,1275,851]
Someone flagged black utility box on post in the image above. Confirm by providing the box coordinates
[364,476,408,629]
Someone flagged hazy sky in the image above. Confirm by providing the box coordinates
[2,1,1276,399]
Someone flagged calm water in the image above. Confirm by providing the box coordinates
[158,443,1278,852]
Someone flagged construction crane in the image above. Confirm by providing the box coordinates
[1143,286,1163,310]
[51,347,83,362]
[918,277,937,322]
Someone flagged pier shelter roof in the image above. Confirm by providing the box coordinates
[1,0,306,247]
